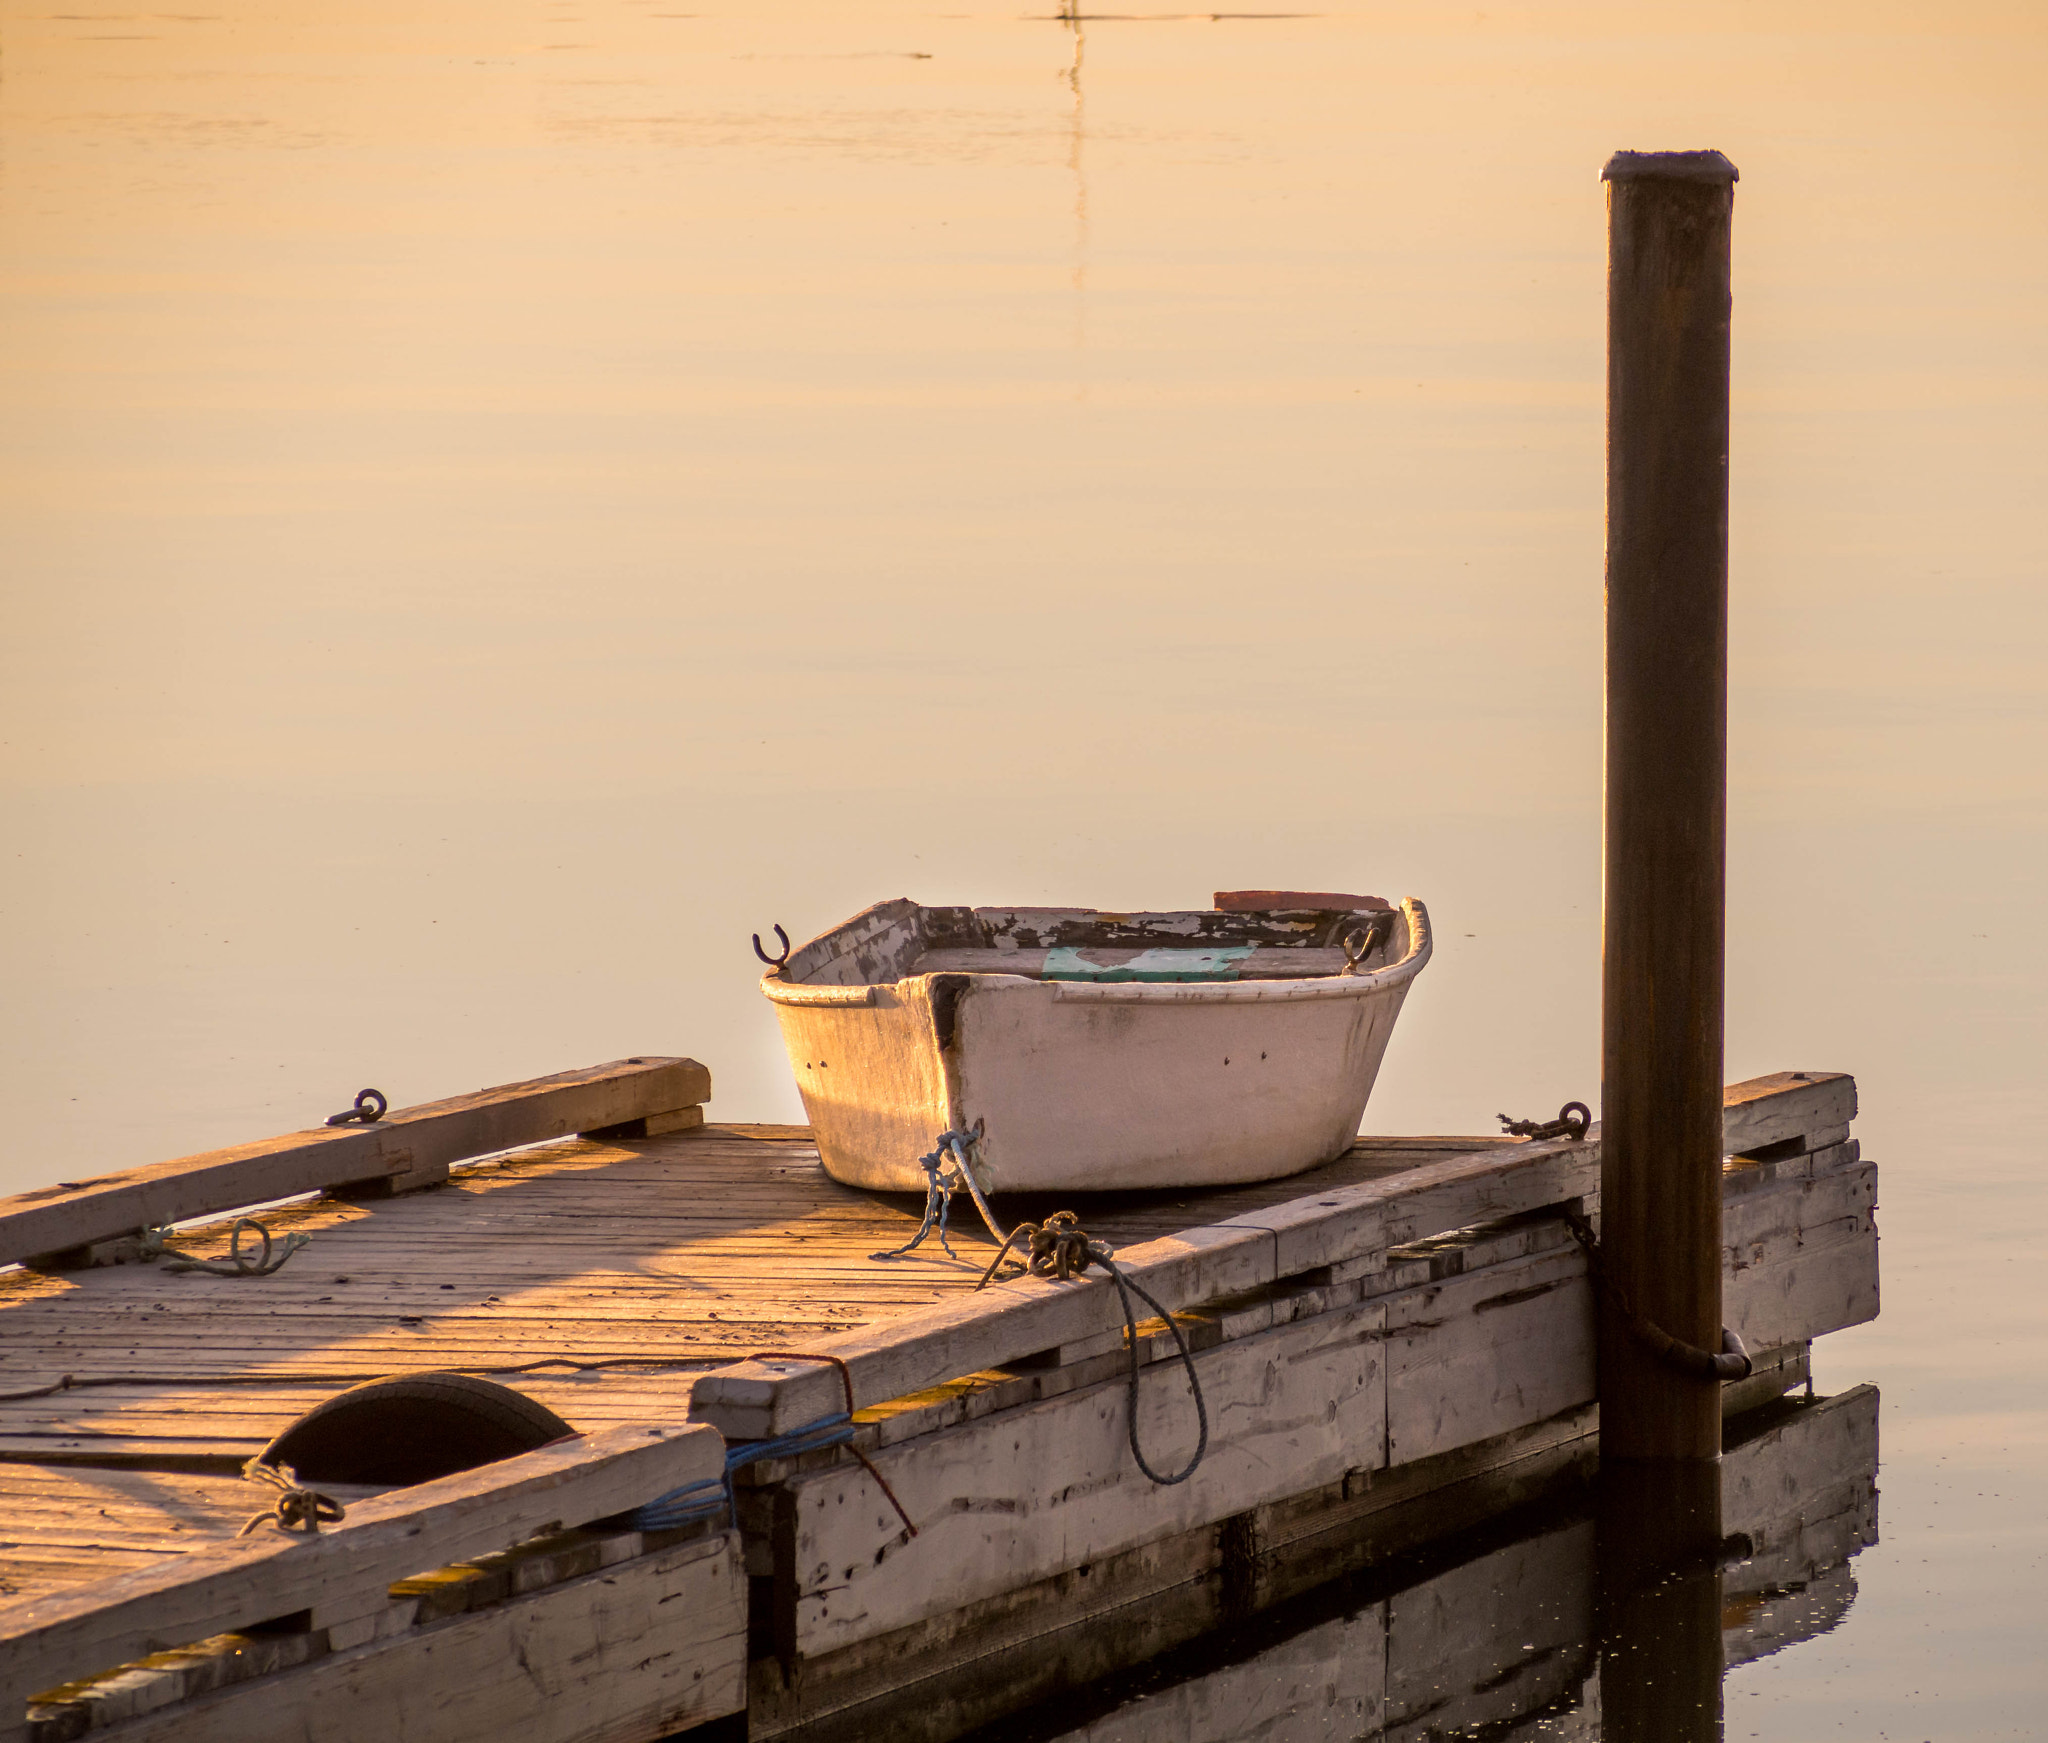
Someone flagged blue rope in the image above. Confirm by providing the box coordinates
[625,1413,855,1531]
[623,1474,729,1532]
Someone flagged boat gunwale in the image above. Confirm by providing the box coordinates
[759,896,1432,1008]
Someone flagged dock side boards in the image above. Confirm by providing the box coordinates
[0,1070,1861,1743]
[0,1058,712,1272]
[690,1069,1859,1437]
[0,1425,745,1743]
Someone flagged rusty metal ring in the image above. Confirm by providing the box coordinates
[325,1088,387,1127]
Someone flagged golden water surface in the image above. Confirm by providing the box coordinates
[3,1,2044,1733]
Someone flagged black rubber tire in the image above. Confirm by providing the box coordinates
[256,1372,574,1486]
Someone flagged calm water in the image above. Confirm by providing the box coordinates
[2,1,2043,1734]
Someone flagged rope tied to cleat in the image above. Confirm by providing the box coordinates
[976,1210,1211,1488]
[870,1126,1210,1484]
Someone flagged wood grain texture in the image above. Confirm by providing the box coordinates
[0,1059,711,1269]
[785,1300,1388,1657]
[1723,1154,1879,1350]
[764,1177,1857,1661]
[0,1423,724,1722]
[0,1067,1865,1687]
[0,1130,1480,1481]
[746,1407,1604,1743]
[0,1467,309,1607]
[1602,154,1739,1466]
[1720,1072,1856,1157]
[1384,1246,1595,1466]
[754,1387,1873,1743]
[692,1132,1598,1439]
[691,1074,1854,1437]
[66,1534,746,1743]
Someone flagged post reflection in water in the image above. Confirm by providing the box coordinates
[975,1387,1878,1742]
[1058,1,1088,377]
[1596,1460,1723,1743]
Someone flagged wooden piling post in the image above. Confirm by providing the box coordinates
[1600,148,1739,1465]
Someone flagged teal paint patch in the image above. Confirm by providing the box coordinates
[1043,946,1255,983]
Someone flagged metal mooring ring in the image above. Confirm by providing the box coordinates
[325,1088,388,1127]
[1497,1100,1591,1143]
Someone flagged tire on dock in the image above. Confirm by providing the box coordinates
[256,1371,574,1484]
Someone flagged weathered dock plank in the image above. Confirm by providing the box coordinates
[0,1132,1502,1473]
[693,1131,1603,1439]
[751,1147,1864,1666]
[0,1059,711,1270]
[0,1424,725,1733]
[746,1404,1605,1743]
[0,1067,1873,1743]
[1384,1242,1593,1465]
[786,1299,1388,1658]
[53,1534,745,1743]
[692,1071,1857,1437]
[0,1467,330,1606]
[1721,1071,1856,1158]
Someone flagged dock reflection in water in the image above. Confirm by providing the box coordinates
[978,1388,1878,1743]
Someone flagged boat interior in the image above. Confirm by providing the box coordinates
[781,895,1415,988]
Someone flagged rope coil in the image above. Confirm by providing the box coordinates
[146,1216,311,1278]
[239,1459,345,1535]
[977,1211,1211,1488]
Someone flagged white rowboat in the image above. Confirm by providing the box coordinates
[760,894,1432,1193]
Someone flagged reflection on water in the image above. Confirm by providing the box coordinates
[1061,2,1087,367]
[975,1390,1878,1742]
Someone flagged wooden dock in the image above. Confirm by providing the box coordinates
[0,1060,1878,1742]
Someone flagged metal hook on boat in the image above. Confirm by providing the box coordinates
[1339,913,1387,975]
[325,1088,387,1127]
[752,924,792,969]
